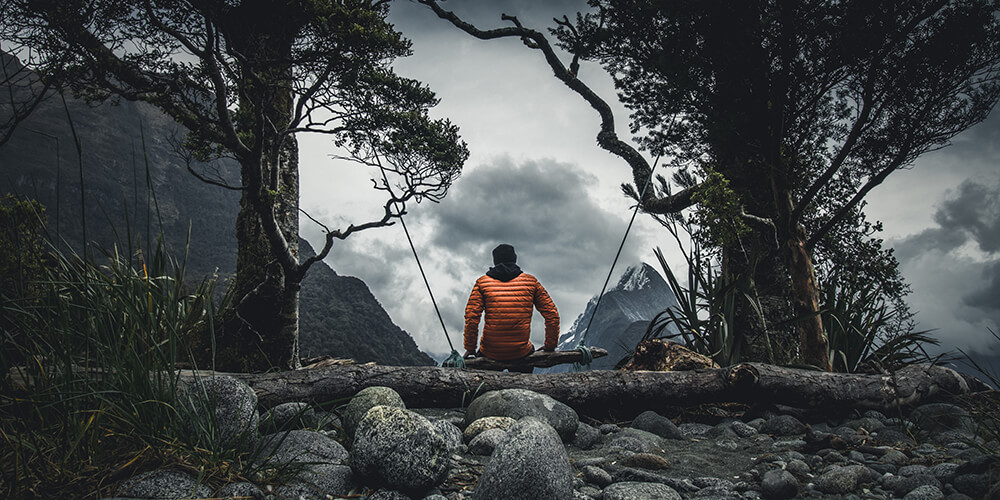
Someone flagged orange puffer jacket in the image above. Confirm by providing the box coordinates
[463,273,560,360]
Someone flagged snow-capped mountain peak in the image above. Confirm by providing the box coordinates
[547,262,679,371]
[616,262,657,292]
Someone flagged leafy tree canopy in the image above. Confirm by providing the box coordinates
[2,0,469,369]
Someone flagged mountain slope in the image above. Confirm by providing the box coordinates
[0,53,433,366]
[550,263,680,371]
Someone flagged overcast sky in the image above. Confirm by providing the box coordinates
[298,0,1000,362]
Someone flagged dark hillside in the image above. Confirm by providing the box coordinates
[0,52,434,366]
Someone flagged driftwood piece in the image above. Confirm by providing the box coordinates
[461,348,608,370]
[179,362,970,417]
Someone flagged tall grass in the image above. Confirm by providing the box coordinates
[822,278,939,373]
[958,330,1000,459]
[639,245,757,368]
[0,228,226,498]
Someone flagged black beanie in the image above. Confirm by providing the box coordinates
[492,244,517,264]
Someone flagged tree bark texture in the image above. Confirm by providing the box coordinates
[785,228,832,371]
[186,362,969,418]
[222,9,303,371]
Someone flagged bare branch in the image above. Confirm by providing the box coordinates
[419,0,686,214]
[298,196,401,277]
[185,163,242,191]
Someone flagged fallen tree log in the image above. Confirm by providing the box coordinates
[180,362,970,417]
[461,347,608,370]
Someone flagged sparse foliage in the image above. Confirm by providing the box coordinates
[2,0,468,370]
[421,0,1000,370]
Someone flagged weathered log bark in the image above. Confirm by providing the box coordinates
[178,362,970,418]
[462,348,608,370]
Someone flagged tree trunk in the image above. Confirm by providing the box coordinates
[218,9,302,372]
[786,225,832,371]
[722,241,797,366]
[187,362,970,418]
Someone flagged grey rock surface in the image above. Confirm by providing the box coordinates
[630,410,683,440]
[351,405,450,495]
[602,481,682,500]
[177,375,259,450]
[761,469,798,499]
[464,388,579,441]
[257,429,349,465]
[472,417,574,500]
[342,386,405,437]
[468,427,507,456]
[260,401,319,433]
[114,469,213,499]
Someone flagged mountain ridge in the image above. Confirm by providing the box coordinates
[550,263,680,372]
[0,55,434,366]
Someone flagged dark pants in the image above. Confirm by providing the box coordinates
[477,348,535,373]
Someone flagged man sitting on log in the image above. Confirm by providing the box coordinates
[463,244,560,373]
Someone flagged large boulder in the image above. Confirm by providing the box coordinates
[464,389,579,441]
[351,406,451,495]
[256,430,354,498]
[472,417,574,500]
[115,469,213,499]
[274,463,354,499]
[260,401,320,433]
[432,419,464,453]
[177,375,259,450]
[601,481,682,500]
[342,386,405,437]
[464,416,517,442]
[257,429,349,465]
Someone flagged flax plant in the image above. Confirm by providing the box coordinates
[822,278,938,373]
[0,231,227,498]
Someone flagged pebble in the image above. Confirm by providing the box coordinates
[100,379,997,500]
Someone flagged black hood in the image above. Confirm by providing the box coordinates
[487,262,522,282]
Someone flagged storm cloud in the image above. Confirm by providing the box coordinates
[313,156,649,359]
[422,156,640,287]
[893,176,1000,354]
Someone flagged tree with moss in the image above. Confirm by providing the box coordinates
[420,0,1000,370]
[2,0,468,370]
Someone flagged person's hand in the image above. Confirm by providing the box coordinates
[463,350,477,359]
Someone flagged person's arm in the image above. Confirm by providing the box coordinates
[533,281,560,351]
[464,280,485,354]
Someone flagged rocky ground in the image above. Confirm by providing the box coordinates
[99,375,998,500]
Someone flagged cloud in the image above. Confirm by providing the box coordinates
[421,156,641,290]
[892,176,1000,354]
[964,261,1000,314]
[317,156,648,360]
[933,180,1000,253]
